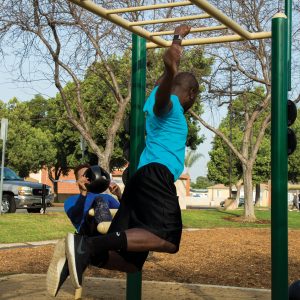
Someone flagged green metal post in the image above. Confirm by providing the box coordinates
[285,0,292,91]
[271,13,288,300]
[126,34,146,300]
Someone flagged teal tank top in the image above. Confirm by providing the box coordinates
[138,86,188,181]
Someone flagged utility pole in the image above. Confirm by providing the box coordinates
[0,119,8,215]
[213,65,239,198]
[229,66,233,199]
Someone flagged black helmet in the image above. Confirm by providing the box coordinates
[84,165,111,194]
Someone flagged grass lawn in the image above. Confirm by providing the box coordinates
[182,208,300,229]
[0,212,73,243]
[0,209,299,243]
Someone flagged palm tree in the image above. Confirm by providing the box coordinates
[184,150,203,175]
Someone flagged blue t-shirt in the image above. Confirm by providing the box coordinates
[138,86,188,181]
[64,193,120,232]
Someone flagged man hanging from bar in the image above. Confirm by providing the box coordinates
[56,24,200,292]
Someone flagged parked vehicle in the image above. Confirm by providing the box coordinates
[0,167,53,213]
[238,197,245,207]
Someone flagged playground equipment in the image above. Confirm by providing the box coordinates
[67,1,293,299]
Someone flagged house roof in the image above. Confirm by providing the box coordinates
[207,184,229,189]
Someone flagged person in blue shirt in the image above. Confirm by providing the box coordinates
[64,163,121,235]
[62,24,200,291]
[46,163,122,297]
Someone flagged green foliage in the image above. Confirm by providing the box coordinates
[45,96,83,172]
[191,176,215,189]
[26,94,50,129]
[207,88,270,185]
[207,134,242,185]
[0,98,57,177]
[185,150,203,176]
[63,52,132,168]
[26,94,83,178]
[252,136,271,183]
[7,124,56,177]
[0,94,82,178]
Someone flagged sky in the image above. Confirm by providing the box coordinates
[0,62,223,183]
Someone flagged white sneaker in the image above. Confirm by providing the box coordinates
[46,239,69,297]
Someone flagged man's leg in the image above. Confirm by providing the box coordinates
[65,227,178,288]
[123,228,177,253]
[101,251,139,273]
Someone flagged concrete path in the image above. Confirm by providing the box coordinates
[0,273,271,300]
[0,239,59,250]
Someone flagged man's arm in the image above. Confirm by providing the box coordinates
[154,24,191,116]
[65,194,87,228]
[109,182,122,201]
[64,175,90,230]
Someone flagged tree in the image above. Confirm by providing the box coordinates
[191,176,215,189]
[0,98,56,177]
[207,135,242,187]
[0,1,132,171]
[207,89,271,207]
[184,150,203,175]
[189,0,300,221]
[27,94,83,201]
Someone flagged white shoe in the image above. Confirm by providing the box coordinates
[46,239,69,297]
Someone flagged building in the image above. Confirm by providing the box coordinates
[29,167,191,205]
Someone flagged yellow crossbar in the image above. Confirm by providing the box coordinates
[68,0,168,47]
[129,14,211,26]
[150,25,227,36]
[146,32,272,48]
[68,0,272,48]
[189,0,251,39]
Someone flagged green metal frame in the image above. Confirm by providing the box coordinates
[271,13,288,300]
[285,0,292,91]
[127,34,146,300]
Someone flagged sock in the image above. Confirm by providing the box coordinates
[88,231,127,255]
[90,250,109,268]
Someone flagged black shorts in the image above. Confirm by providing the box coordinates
[108,163,182,269]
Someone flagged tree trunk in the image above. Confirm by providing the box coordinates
[53,181,59,203]
[243,164,256,221]
[225,179,242,210]
[235,179,243,207]
[100,101,129,171]
[48,167,62,203]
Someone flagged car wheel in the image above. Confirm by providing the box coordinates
[1,194,16,213]
[27,208,42,213]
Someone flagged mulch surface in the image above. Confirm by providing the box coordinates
[1,228,300,289]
